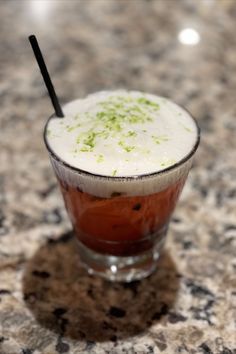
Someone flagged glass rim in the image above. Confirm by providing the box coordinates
[43,103,200,181]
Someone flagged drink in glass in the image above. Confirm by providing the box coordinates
[44,91,200,281]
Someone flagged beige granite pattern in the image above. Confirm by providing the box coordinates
[0,0,236,353]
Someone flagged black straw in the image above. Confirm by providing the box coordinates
[28,35,64,117]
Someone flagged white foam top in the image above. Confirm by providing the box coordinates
[46,90,198,177]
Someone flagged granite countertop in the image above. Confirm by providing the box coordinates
[0,0,235,353]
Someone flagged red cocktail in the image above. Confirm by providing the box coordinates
[59,176,186,256]
[44,91,200,281]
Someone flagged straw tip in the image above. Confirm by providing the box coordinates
[28,34,36,42]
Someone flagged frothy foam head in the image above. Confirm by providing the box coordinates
[46,90,199,177]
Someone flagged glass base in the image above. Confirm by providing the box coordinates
[77,233,166,282]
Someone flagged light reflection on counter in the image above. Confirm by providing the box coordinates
[178,28,200,46]
[30,0,53,22]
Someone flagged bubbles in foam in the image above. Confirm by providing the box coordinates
[46,90,198,177]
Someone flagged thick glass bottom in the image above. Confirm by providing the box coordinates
[77,231,166,282]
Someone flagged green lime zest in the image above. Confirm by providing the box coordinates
[118,140,135,152]
[96,130,109,139]
[67,127,74,132]
[152,135,169,144]
[160,158,176,167]
[83,131,96,149]
[180,123,192,132]
[77,129,106,152]
[112,169,117,176]
[126,130,137,137]
[66,123,81,132]
[136,97,160,110]
[97,154,104,163]
[97,95,158,128]
[80,147,90,152]
[73,94,162,154]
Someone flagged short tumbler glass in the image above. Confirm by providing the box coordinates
[44,112,200,282]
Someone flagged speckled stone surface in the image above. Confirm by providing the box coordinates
[0,0,236,353]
